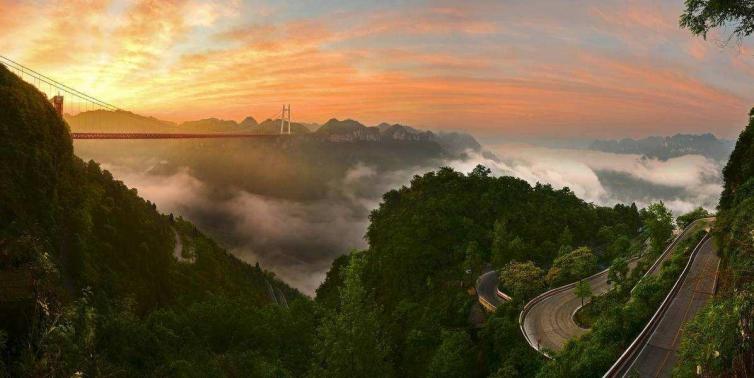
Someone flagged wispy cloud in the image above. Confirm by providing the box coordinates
[93,142,722,295]
[3,0,753,137]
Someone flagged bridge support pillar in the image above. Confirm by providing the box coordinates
[52,95,64,116]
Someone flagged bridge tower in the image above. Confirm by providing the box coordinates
[52,95,64,116]
[279,104,291,134]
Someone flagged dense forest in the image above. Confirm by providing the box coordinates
[0,64,318,376]
[313,165,647,377]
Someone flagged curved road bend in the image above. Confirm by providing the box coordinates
[521,218,712,354]
[520,263,632,353]
[618,237,719,377]
[477,270,508,311]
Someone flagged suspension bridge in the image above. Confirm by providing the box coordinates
[0,55,293,139]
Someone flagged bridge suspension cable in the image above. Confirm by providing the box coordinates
[0,55,120,114]
[2,55,294,138]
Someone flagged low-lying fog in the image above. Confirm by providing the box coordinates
[74,141,723,295]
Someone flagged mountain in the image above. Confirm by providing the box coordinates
[178,117,243,132]
[0,64,317,376]
[380,124,434,141]
[313,119,483,154]
[300,122,320,132]
[315,118,381,141]
[65,109,176,132]
[239,116,258,128]
[436,131,483,155]
[589,133,735,161]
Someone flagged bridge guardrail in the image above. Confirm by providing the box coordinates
[603,233,710,377]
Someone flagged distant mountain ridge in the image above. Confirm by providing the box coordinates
[66,110,483,156]
[589,133,735,161]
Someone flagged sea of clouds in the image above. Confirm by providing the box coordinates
[99,143,723,295]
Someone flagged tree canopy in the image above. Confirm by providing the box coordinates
[498,261,545,302]
[680,0,754,41]
[546,247,598,287]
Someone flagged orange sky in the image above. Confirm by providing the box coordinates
[2,0,754,138]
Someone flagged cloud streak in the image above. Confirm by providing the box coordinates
[2,0,753,138]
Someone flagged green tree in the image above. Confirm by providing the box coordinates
[491,220,510,267]
[607,257,629,289]
[574,280,592,306]
[558,226,574,251]
[597,226,615,245]
[498,261,545,301]
[676,207,710,229]
[426,330,476,378]
[310,253,392,378]
[606,235,631,261]
[642,202,674,255]
[546,247,597,286]
[462,241,483,284]
[680,0,754,40]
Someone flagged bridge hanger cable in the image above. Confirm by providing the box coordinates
[0,55,119,111]
[3,54,296,137]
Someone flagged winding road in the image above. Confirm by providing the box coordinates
[606,235,719,377]
[519,264,628,354]
[476,269,510,311]
[518,218,712,355]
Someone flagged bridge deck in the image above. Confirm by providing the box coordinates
[71,133,283,139]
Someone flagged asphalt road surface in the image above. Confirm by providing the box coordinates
[621,237,719,377]
[521,218,711,354]
[521,265,621,353]
[477,270,506,310]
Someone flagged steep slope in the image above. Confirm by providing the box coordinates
[0,64,316,377]
[673,109,754,376]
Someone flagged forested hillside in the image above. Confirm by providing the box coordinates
[0,64,317,376]
[314,166,643,377]
[675,109,754,376]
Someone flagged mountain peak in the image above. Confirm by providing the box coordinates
[318,118,368,134]
[240,116,258,127]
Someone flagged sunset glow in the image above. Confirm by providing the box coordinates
[3,0,754,138]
